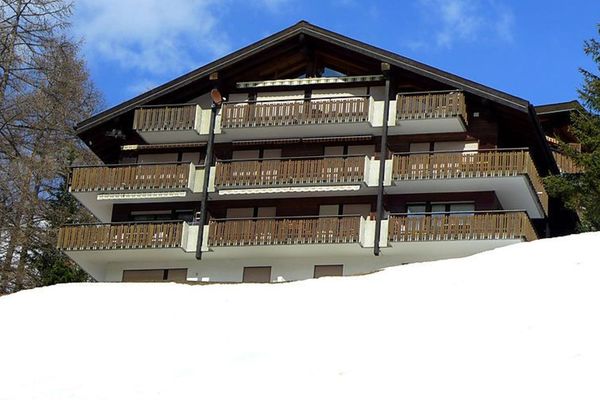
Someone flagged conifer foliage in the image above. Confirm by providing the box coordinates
[545,25,600,231]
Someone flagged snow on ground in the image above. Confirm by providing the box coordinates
[1,233,600,400]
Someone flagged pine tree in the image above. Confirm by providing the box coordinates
[545,25,600,231]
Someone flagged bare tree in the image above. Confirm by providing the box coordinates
[0,0,102,294]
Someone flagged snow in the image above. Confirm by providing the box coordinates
[1,233,600,400]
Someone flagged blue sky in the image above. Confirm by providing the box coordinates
[72,0,599,110]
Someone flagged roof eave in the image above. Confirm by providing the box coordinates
[76,20,530,135]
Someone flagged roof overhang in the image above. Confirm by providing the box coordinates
[76,21,531,135]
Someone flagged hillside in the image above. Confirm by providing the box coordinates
[1,233,599,400]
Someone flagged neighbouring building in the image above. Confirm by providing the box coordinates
[57,21,576,283]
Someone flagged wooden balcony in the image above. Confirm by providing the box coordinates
[391,149,549,216]
[57,221,185,251]
[220,96,372,135]
[207,215,361,247]
[132,104,206,143]
[214,155,366,188]
[552,150,581,174]
[387,211,537,243]
[70,162,191,192]
[392,90,467,134]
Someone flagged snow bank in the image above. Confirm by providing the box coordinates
[1,233,599,400]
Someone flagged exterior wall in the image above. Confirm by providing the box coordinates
[100,238,523,283]
[385,192,501,213]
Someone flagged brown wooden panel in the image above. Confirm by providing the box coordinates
[122,269,165,282]
[166,269,188,282]
[314,265,343,278]
[243,267,271,283]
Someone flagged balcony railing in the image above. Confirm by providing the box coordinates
[392,149,548,214]
[69,162,191,192]
[207,215,361,246]
[221,96,370,129]
[133,104,199,132]
[552,150,581,174]
[214,155,365,188]
[396,90,467,124]
[57,221,185,251]
[388,210,537,242]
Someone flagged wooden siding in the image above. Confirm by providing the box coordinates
[208,216,360,246]
[221,97,369,129]
[392,149,548,215]
[133,104,198,132]
[57,222,184,250]
[388,211,537,242]
[396,91,467,124]
[214,156,365,187]
[70,163,190,192]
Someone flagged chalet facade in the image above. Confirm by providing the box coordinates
[57,21,573,283]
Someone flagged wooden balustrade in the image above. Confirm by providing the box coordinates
[553,150,581,174]
[57,222,184,250]
[396,91,467,123]
[392,149,549,215]
[133,104,198,132]
[221,97,370,129]
[388,211,537,242]
[70,163,191,192]
[215,156,365,187]
[208,216,361,246]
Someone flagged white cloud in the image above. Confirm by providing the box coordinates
[73,0,230,76]
[126,79,161,96]
[416,0,515,48]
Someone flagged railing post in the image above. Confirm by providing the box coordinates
[374,63,391,256]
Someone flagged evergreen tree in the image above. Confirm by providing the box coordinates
[545,25,600,231]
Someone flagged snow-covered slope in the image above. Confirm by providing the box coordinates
[1,233,599,400]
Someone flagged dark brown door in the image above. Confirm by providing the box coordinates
[314,265,343,278]
[122,269,165,282]
[243,267,272,283]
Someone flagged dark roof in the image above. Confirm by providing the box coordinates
[77,20,532,134]
[535,100,581,115]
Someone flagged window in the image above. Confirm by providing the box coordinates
[243,267,271,283]
[122,268,187,282]
[314,265,343,278]
[342,204,371,218]
[319,204,340,216]
[130,210,172,222]
[137,153,178,164]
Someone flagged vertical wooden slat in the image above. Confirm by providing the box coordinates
[387,211,538,242]
[69,163,192,192]
[57,222,184,250]
[220,97,369,129]
[213,156,366,187]
[206,216,361,247]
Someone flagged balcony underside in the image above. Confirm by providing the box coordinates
[216,121,377,142]
[383,239,523,262]
[202,242,367,259]
[212,184,374,200]
[389,116,467,135]
[389,176,545,219]
[71,190,204,222]
[137,129,205,144]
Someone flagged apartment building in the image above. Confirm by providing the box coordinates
[57,21,571,283]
